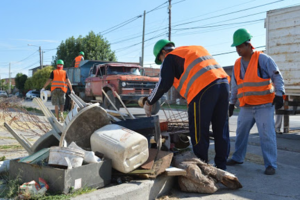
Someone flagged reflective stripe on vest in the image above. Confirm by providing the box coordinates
[169,46,229,104]
[234,51,275,107]
[51,69,68,93]
[74,56,83,68]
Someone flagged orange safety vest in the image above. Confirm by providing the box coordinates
[169,46,229,104]
[51,69,68,93]
[234,51,275,107]
[74,55,83,68]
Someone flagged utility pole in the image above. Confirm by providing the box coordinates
[9,63,11,94]
[42,51,44,68]
[168,0,174,102]
[39,46,43,69]
[141,10,146,68]
[168,0,171,41]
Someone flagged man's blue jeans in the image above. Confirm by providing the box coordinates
[188,78,230,170]
[232,103,277,169]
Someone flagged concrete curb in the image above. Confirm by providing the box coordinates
[71,175,175,200]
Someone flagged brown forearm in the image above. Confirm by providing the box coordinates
[43,79,52,88]
[66,79,73,91]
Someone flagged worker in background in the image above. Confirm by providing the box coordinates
[227,28,285,175]
[41,59,73,122]
[73,51,84,68]
[144,39,231,170]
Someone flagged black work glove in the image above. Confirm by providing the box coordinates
[273,95,284,110]
[229,104,235,117]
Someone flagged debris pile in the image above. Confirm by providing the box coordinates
[1,94,242,197]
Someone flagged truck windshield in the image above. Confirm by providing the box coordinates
[107,67,141,75]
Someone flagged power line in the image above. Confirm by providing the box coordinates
[111,28,168,45]
[172,0,258,25]
[212,45,265,57]
[101,15,143,35]
[108,0,269,50]
[12,61,40,73]
[15,50,39,64]
[172,19,263,38]
[173,19,264,31]
[173,0,283,28]
[146,1,168,14]
[114,31,168,52]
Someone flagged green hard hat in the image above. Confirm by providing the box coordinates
[153,39,175,64]
[231,28,253,47]
[79,51,84,56]
[56,59,64,65]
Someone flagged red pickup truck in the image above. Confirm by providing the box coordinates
[84,62,162,115]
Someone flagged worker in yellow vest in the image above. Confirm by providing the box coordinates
[226,28,285,175]
[41,59,73,122]
[73,51,84,68]
[144,39,231,170]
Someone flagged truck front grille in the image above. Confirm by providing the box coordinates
[124,81,157,89]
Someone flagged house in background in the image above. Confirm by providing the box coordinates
[29,65,52,77]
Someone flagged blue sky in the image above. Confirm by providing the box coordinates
[0,0,299,79]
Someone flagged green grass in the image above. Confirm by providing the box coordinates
[0,173,19,199]
[0,170,96,199]
[0,145,22,150]
[35,187,97,200]
[0,156,5,161]
[17,106,44,115]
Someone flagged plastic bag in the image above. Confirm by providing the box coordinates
[68,142,101,163]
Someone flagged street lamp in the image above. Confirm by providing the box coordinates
[28,44,43,69]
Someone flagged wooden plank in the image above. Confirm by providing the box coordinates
[128,150,173,179]
[140,148,157,170]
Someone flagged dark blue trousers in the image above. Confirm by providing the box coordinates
[188,78,230,170]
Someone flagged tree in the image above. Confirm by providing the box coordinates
[24,78,33,91]
[53,31,117,67]
[15,73,27,92]
[0,80,8,91]
[24,66,54,90]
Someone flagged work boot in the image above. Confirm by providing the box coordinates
[226,159,243,166]
[264,166,276,175]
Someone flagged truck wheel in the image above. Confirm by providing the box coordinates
[103,90,120,110]
[151,101,160,115]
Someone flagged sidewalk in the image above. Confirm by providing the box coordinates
[71,115,300,200]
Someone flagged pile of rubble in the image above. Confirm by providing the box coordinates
[0,94,242,198]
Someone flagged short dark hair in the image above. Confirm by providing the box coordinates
[158,43,175,57]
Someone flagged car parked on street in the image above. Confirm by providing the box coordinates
[25,90,40,100]
[0,90,8,98]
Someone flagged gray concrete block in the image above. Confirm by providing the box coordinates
[71,175,175,200]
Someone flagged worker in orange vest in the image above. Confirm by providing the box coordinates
[144,39,231,170]
[73,51,84,68]
[226,29,285,175]
[41,59,73,122]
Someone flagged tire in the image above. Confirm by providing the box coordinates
[151,101,160,115]
[103,90,120,110]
